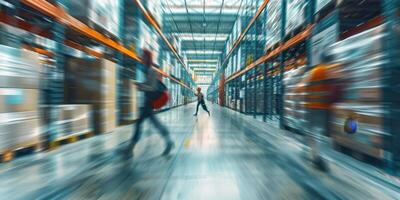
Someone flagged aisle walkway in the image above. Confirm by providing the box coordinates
[0,103,399,200]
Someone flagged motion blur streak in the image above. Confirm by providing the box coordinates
[1,0,400,199]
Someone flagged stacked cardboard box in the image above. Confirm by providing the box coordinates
[121,79,138,123]
[65,58,116,134]
[0,45,42,152]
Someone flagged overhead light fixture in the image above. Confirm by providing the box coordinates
[184,50,222,54]
[175,33,228,41]
[193,68,217,71]
[189,64,216,68]
[187,59,219,63]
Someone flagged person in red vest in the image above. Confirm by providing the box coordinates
[301,53,343,171]
[125,49,174,158]
[194,87,210,116]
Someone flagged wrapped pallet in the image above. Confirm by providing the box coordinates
[265,0,282,50]
[283,65,307,130]
[65,58,116,134]
[42,105,92,140]
[285,0,308,34]
[315,0,333,13]
[327,25,389,159]
[0,45,42,152]
[331,104,385,158]
[57,0,120,38]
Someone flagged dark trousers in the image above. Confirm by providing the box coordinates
[195,100,209,114]
[130,103,170,146]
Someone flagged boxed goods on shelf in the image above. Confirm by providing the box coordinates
[0,45,42,89]
[285,0,308,34]
[43,105,92,139]
[0,45,42,152]
[0,89,39,113]
[57,0,120,38]
[330,104,385,158]
[0,112,40,152]
[64,58,116,134]
[93,102,116,134]
[327,25,386,102]
[121,79,138,122]
[338,0,382,34]
[283,66,306,130]
[327,25,389,159]
[311,15,339,66]
[265,0,282,50]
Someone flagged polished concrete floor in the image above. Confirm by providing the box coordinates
[0,103,399,200]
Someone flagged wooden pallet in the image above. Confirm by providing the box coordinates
[49,131,95,150]
[332,141,384,167]
[0,141,42,163]
[120,119,139,126]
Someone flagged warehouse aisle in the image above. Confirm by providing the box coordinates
[0,103,399,200]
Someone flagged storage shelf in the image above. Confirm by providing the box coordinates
[14,0,193,90]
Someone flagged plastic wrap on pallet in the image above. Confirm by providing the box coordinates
[316,0,333,13]
[285,0,308,35]
[57,0,120,38]
[283,66,307,129]
[266,0,282,50]
[0,46,42,153]
[327,25,387,102]
[311,22,339,66]
[0,112,40,152]
[326,25,389,158]
[43,105,92,140]
[0,45,42,89]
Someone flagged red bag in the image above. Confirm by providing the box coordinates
[152,91,169,109]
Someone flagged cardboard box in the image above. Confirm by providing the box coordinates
[57,0,120,37]
[42,104,92,139]
[0,89,39,113]
[332,104,383,127]
[0,114,40,152]
[121,79,138,121]
[0,45,42,89]
[93,102,116,134]
[65,58,116,104]
[285,0,307,34]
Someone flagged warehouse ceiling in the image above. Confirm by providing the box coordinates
[161,0,245,86]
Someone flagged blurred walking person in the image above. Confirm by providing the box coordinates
[301,53,343,171]
[194,87,210,116]
[125,49,174,158]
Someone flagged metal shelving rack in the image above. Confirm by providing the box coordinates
[1,0,195,150]
[208,0,400,173]
[382,0,400,174]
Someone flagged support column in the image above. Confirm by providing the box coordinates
[46,21,65,149]
[383,0,400,175]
